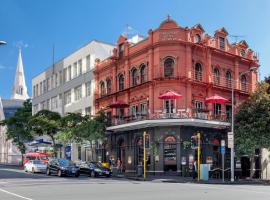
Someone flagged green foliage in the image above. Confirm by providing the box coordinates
[28,110,61,154]
[0,99,33,154]
[235,81,270,157]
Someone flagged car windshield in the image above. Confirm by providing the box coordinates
[32,160,43,164]
[39,156,48,160]
[59,159,74,167]
[91,162,103,168]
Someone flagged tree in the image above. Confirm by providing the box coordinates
[0,99,33,163]
[235,80,270,157]
[28,110,61,156]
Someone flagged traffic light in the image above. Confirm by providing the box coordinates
[191,135,198,149]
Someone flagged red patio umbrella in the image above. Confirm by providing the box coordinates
[205,95,229,104]
[158,90,182,100]
[109,100,129,108]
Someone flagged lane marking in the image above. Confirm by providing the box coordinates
[0,188,33,200]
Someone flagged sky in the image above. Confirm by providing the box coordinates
[0,0,269,99]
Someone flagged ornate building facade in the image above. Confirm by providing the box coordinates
[94,17,259,176]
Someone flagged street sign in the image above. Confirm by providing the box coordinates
[228,132,234,148]
[221,140,225,147]
[221,146,225,154]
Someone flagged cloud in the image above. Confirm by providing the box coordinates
[0,64,13,70]
[13,40,29,49]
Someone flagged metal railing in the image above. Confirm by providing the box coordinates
[107,109,231,126]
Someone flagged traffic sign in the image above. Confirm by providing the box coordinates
[221,146,225,154]
[228,132,234,148]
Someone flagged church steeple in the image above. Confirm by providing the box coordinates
[11,48,29,100]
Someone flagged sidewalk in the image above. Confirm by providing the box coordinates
[117,174,270,185]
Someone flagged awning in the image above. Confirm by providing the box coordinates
[205,95,229,104]
[109,100,129,108]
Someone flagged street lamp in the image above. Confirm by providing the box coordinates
[231,66,257,182]
[0,40,7,45]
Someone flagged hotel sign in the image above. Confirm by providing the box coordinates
[160,31,178,41]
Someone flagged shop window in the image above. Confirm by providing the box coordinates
[164,58,174,78]
[164,136,177,171]
[135,137,143,166]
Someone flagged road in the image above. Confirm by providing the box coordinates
[1,166,270,200]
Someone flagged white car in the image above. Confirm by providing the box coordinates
[24,160,47,173]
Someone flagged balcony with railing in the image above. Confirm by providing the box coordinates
[106,108,231,128]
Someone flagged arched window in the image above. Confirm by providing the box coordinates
[194,34,201,43]
[140,64,147,84]
[118,74,125,91]
[106,78,112,95]
[100,81,106,96]
[131,68,137,86]
[18,86,23,95]
[241,75,247,91]
[226,71,232,88]
[195,63,202,81]
[213,68,220,85]
[164,58,174,78]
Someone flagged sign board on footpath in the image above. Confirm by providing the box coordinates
[228,132,234,148]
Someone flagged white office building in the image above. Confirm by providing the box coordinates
[32,40,114,161]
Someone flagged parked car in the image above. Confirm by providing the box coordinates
[76,161,112,177]
[46,159,80,177]
[24,160,47,173]
[23,152,51,165]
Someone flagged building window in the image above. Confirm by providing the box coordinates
[140,103,147,115]
[164,57,174,78]
[73,62,77,78]
[131,68,137,86]
[118,74,124,91]
[195,63,202,81]
[59,71,63,85]
[213,68,220,85]
[68,65,72,81]
[64,90,71,105]
[219,37,225,50]
[74,85,82,101]
[78,59,82,75]
[86,55,91,71]
[51,96,58,109]
[241,75,247,91]
[85,81,91,97]
[119,43,124,58]
[241,49,246,57]
[85,106,91,116]
[106,79,112,95]
[194,34,201,43]
[100,81,106,96]
[226,71,232,88]
[55,73,58,87]
[63,68,67,83]
[131,105,138,119]
[140,64,147,83]
[163,99,176,114]
[214,103,221,116]
[47,78,50,91]
[194,100,203,110]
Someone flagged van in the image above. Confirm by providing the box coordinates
[23,152,51,165]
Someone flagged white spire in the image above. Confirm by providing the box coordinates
[11,48,29,100]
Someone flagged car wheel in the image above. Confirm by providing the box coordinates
[91,171,96,178]
[58,170,62,177]
[46,168,51,176]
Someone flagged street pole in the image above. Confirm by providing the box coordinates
[143,131,146,180]
[221,140,225,183]
[197,132,200,181]
[231,81,234,182]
